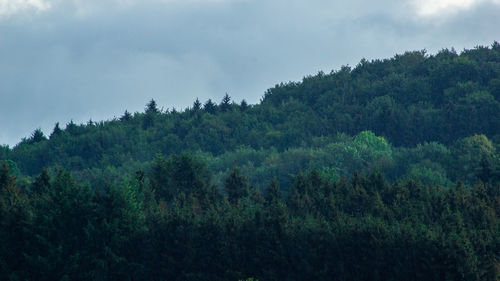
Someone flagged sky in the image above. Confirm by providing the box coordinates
[0,0,499,147]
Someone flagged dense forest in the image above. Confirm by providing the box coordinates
[1,43,500,280]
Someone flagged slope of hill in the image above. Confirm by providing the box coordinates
[1,43,499,188]
[0,43,499,281]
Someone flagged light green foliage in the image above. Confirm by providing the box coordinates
[352,130,393,165]
[208,131,393,191]
[451,134,496,182]
[406,161,452,187]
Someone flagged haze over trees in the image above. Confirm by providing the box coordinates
[1,43,499,280]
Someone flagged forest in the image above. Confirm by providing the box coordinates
[1,43,499,280]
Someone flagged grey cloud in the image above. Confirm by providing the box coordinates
[0,0,499,146]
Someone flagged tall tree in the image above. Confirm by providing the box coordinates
[193,98,202,111]
[225,167,249,204]
[204,99,217,114]
[29,128,47,144]
[31,169,50,195]
[145,99,159,114]
[120,110,132,122]
[50,122,62,138]
[220,93,231,112]
[0,161,15,190]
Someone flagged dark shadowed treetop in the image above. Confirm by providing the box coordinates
[145,99,159,114]
[204,99,217,114]
[50,122,63,138]
[29,128,47,144]
[220,93,231,112]
[192,98,202,111]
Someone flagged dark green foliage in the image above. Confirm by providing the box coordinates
[31,168,50,195]
[220,93,231,112]
[29,128,47,144]
[264,178,281,203]
[224,167,249,204]
[0,161,498,281]
[192,98,202,111]
[120,110,132,122]
[143,99,160,129]
[145,99,159,114]
[150,153,212,202]
[204,98,217,114]
[0,161,15,190]
[240,99,249,111]
[0,163,31,281]
[50,122,62,138]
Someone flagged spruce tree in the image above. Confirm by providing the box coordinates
[50,122,62,138]
[0,161,14,190]
[240,99,249,111]
[225,167,249,204]
[193,98,202,111]
[265,177,281,204]
[32,169,50,195]
[145,99,159,114]
[204,99,217,114]
[120,110,132,121]
[220,93,231,112]
[30,128,46,144]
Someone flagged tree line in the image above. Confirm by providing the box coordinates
[1,43,499,181]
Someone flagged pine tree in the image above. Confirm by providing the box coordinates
[225,167,249,204]
[204,99,217,114]
[32,169,50,195]
[265,177,281,204]
[0,161,15,190]
[120,110,132,121]
[0,162,31,281]
[150,153,211,202]
[193,98,202,111]
[220,93,231,112]
[66,120,78,135]
[30,128,47,144]
[50,122,62,138]
[240,99,249,111]
[145,99,159,114]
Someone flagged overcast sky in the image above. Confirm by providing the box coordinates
[1,0,499,147]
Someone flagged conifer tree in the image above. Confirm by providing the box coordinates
[0,162,30,281]
[240,99,249,112]
[50,122,62,138]
[30,128,47,144]
[145,99,159,114]
[220,93,231,112]
[31,169,50,195]
[193,98,202,111]
[120,110,132,121]
[265,177,281,204]
[0,161,14,190]
[204,99,217,114]
[225,167,249,204]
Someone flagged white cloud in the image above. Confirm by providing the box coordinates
[0,0,51,18]
[0,0,243,20]
[412,0,500,16]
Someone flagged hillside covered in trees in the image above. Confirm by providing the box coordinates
[1,43,500,280]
